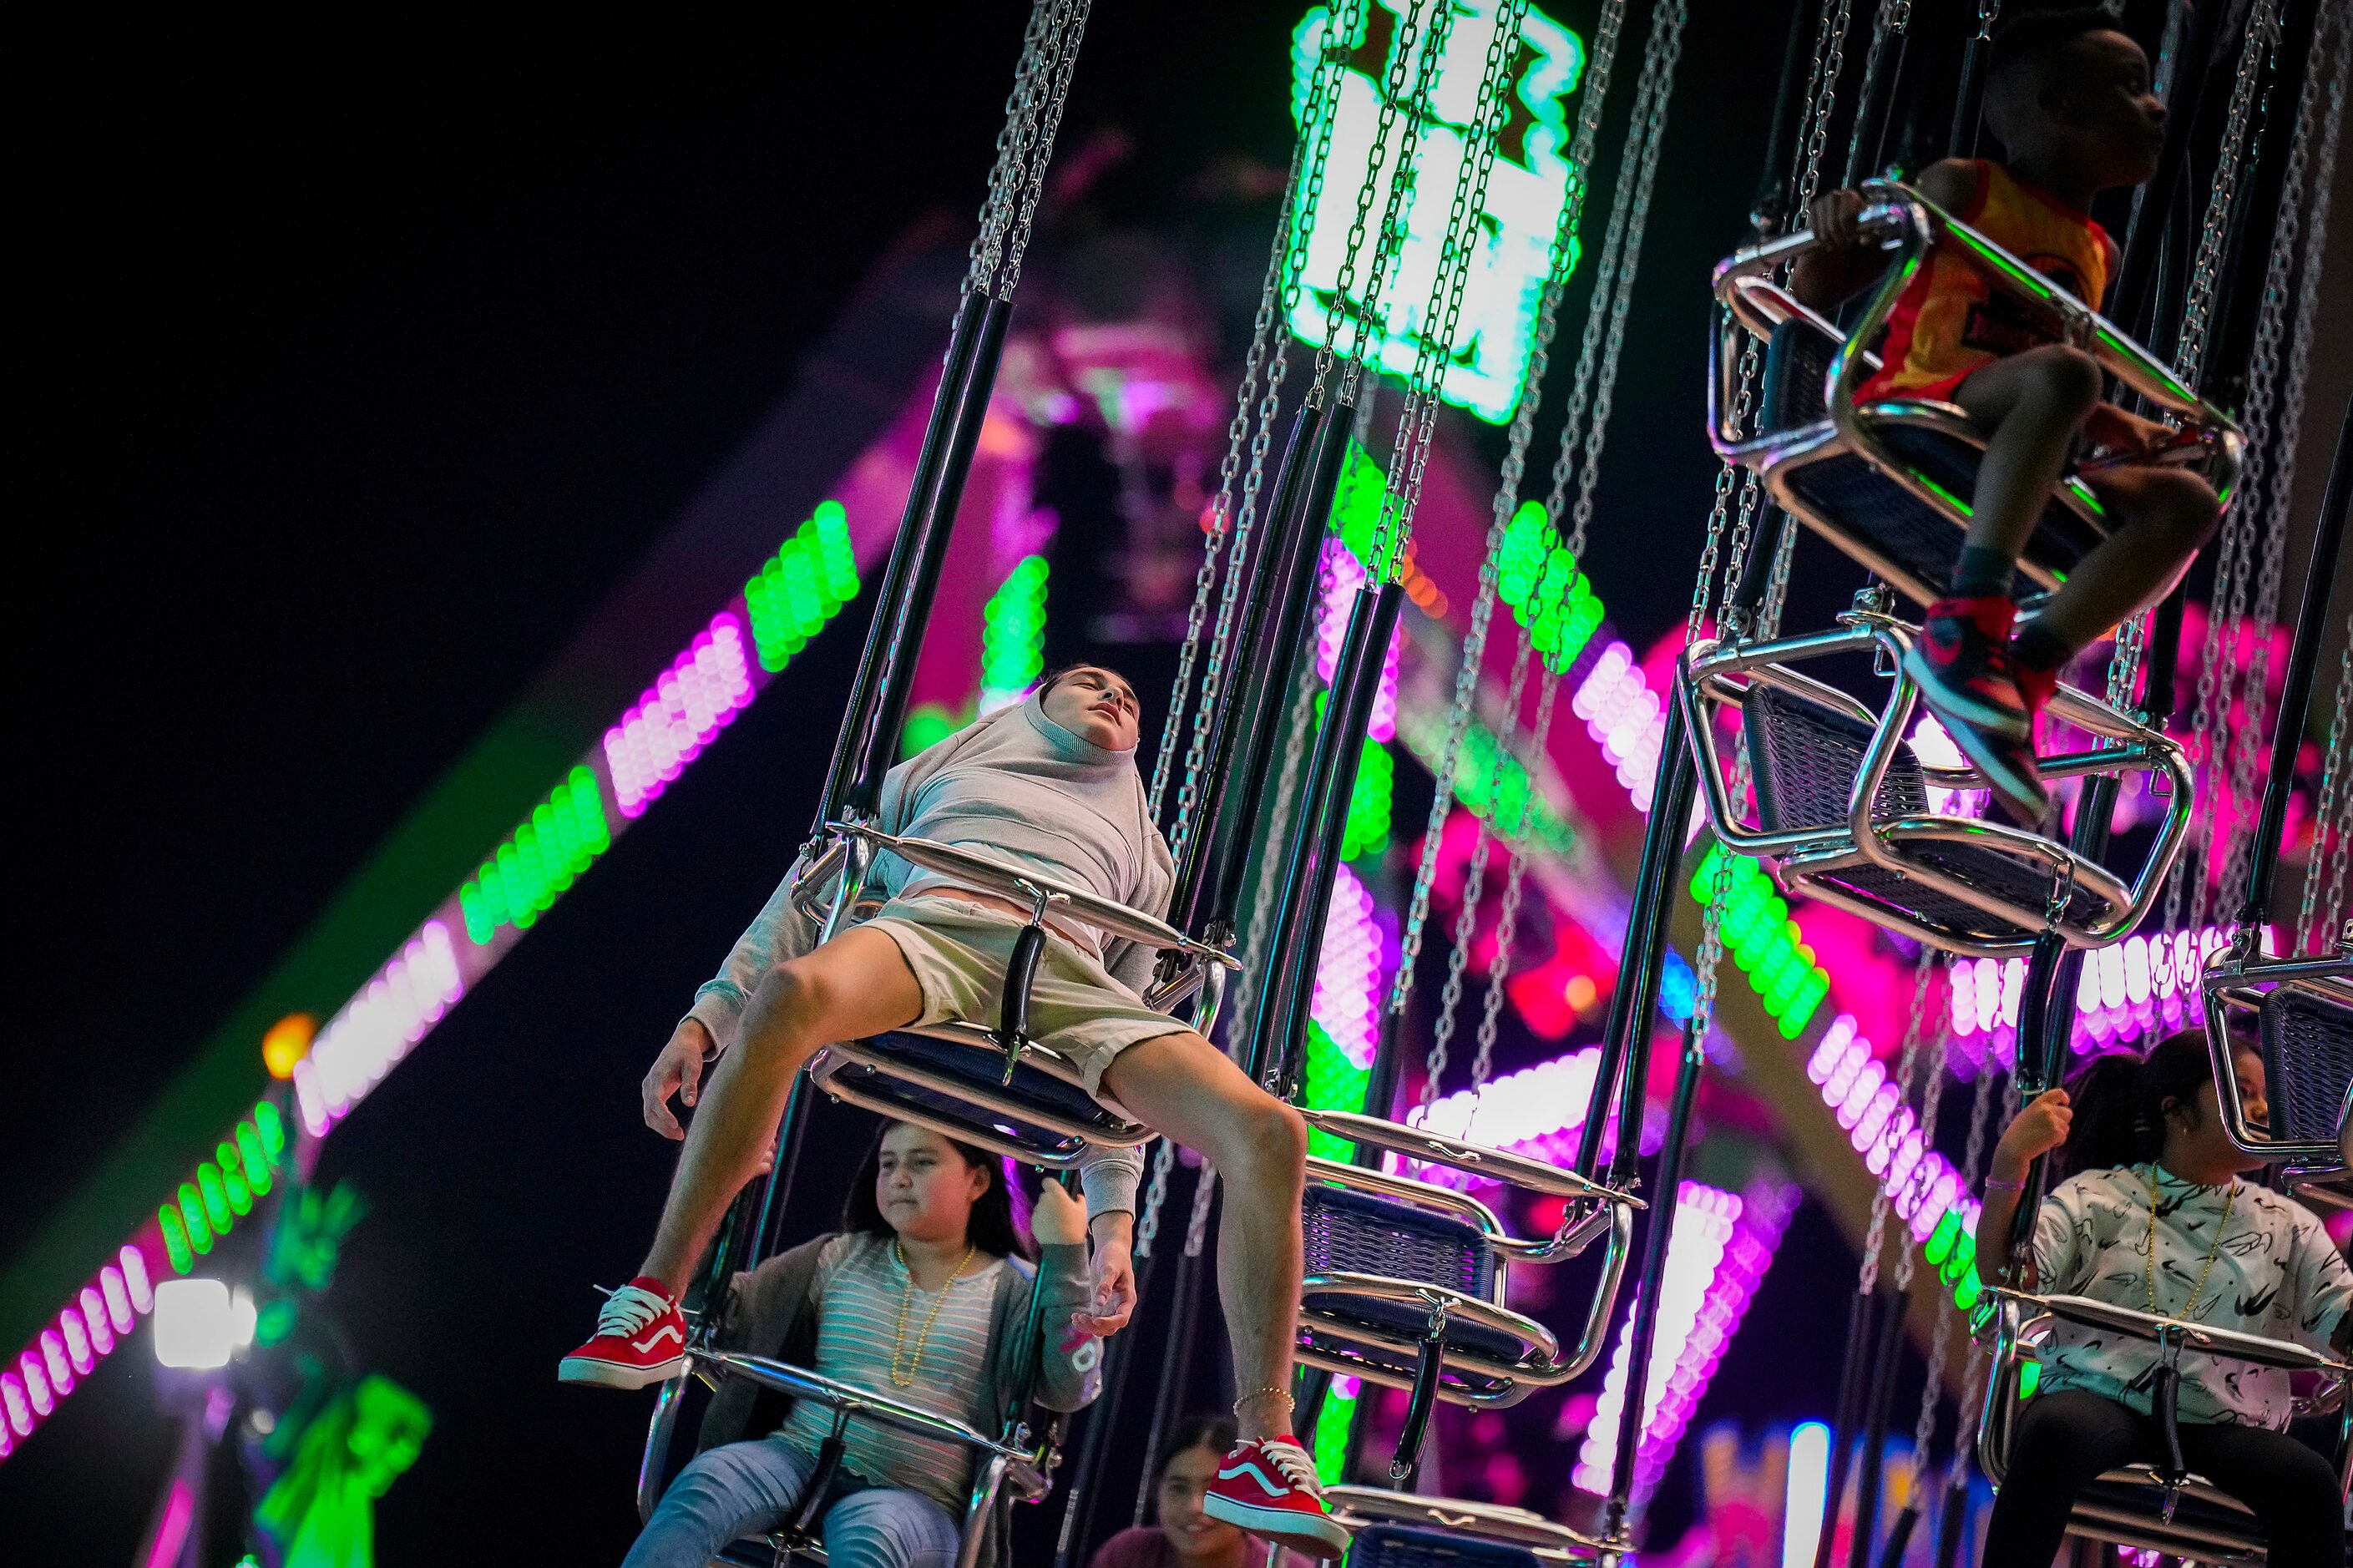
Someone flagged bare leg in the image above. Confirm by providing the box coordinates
[1952,344,2104,559]
[639,927,923,1292]
[2030,463,2219,653]
[1101,1032,1309,1439]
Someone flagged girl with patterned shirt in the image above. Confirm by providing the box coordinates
[624,1120,1101,1568]
[1972,1030,2353,1566]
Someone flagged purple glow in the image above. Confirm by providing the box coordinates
[301,921,465,1132]
[1311,864,1385,1069]
[1947,926,2256,1073]
[144,1479,195,1568]
[1571,640,1665,810]
[1572,1178,1799,1504]
[605,613,756,818]
[1315,541,1399,741]
[2,1373,30,1437]
[1807,1014,1980,1244]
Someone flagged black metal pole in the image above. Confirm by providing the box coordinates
[2237,392,2353,932]
[1813,1284,1877,1568]
[1174,400,1334,935]
[1752,0,1823,231]
[1248,581,1406,1090]
[1575,686,1699,1181]
[2109,0,2228,346]
[1599,1025,1708,1547]
[1844,1283,1910,1568]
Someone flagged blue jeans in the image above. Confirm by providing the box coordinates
[624,1435,964,1568]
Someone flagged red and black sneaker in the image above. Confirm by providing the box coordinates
[1901,597,2049,827]
[559,1277,688,1389]
[1201,1436,1351,1560]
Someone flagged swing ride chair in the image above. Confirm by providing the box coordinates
[1288,1107,1642,1484]
[1706,179,2244,611]
[1677,604,2195,958]
[2201,931,2353,1201]
[793,819,1243,1170]
[1976,1287,2353,1565]
[634,1348,1054,1568]
[1323,1485,1613,1566]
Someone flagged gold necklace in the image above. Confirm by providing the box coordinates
[2143,1165,2236,1321]
[889,1239,977,1388]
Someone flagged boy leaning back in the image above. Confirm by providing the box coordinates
[1791,7,2219,827]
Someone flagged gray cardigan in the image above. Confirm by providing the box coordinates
[696,1232,1102,1456]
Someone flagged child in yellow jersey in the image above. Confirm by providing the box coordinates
[1791,8,2219,827]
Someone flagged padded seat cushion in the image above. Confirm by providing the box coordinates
[1298,1187,1526,1363]
[1344,1525,1544,1567]
[855,1030,1119,1127]
[2259,989,2353,1144]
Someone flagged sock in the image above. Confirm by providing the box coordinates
[2011,622,2070,675]
[1951,545,2016,599]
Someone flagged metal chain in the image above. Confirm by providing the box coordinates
[1857,950,1937,1297]
[1339,0,1460,400]
[2303,615,2353,953]
[996,0,1092,297]
[1135,1139,1176,1258]
[1840,0,1911,187]
[1362,0,1510,579]
[1791,0,1857,220]
[1389,0,1628,1013]
[1318,0,1435,387]
[2173,0,2279,388]
[2221,12,2340,909]
[1161,2,1359,862]
[967,0,1061,295]
[1183,1166,1218,1258]
[1893,995,1952,1294]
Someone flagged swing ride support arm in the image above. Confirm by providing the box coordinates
[817,290,1015,827]
[1249,579,1406,1090]
[2109,0,2227,348]
[1599,1021,1708,1547]
[1174,397,1340,936]
[1575,682,1699,1181]
[2235,392,2352,936]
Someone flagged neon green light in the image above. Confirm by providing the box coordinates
[2018,1360,2040,1399]
[980,554,1050,708]
[179,1186,213,1257]
[151,1104,288,1279]
[1450,721,1576,852]
[159,1206,193,1275]
[1693,846,1830,1038]
[256,1100,286,1161]
[1300,1022,1373,1163]
[458,765,612,944]
[745,499,859,675]
[902,703,961,757]
[1312,1376,1359,1485]
[1342,741,1394,860]
[1288,2,1589,423]
[1500,502,1603,671]
[215,1146,252,1216]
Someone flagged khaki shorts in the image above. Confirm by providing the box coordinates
[862,896,1190,1099]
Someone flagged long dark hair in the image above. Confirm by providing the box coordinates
[2055,1029,2238,1179]
[840,1120,1034,1261]
[1151,1414,1238,1513]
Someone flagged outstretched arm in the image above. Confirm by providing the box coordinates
[644,857,824,1138]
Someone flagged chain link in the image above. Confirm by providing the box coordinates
[996,0,1092,297]
[1389,0,1628,1011]
[2302,615,2353,953]
[1840,0,1911,188]
[1791,0,1857,220]
[2173,0,2279,388]
[968,0,1062,295]
[1318,0,1435,387]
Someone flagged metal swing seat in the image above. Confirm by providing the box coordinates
[2203,929,2353,1206]
[1323,1487,1613,1565]
[635,1345,1056,1567]
[1976,1288,2353,1565]
[1288,1108,1640,1479]
[793,821,1242,1169]
[1707,179,2243,610]
[1677,605,2194,956]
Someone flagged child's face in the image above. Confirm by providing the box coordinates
[2043,30,2167,186]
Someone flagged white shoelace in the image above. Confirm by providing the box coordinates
[592,1282,672,1337]
[1258,1437,1322,1496]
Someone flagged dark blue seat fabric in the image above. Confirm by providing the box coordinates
[2259,988,2353,1145]
[1344,1524,1542,1567]
[826,1031,1130,1161]
[1298,1186,1526,1364]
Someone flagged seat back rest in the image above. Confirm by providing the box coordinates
[2260,989,2353,1145]
[858,1031,1118,1125]
[1761,315,1839,432]
[1303,1185,1496,1299]
[1745,685,1928,833]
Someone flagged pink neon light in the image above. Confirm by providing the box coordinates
[144,1479,195,1568]
[1311,864,1385,1069]
[1572,1178,1799,1503]
[309,921,465,1127]
[39,1332,72,1397]
[59,1312,94,1376]
[605,612,756,817]
[81,1289,116,1356]
[1946,926,2253,1072]
[1571,640,1665,811]
[1807,1014,1981,1243]
[1314,542,1399,741]
[121,1245,153,1313]
[20,1353,52,1417]
[3,1374,30,1437]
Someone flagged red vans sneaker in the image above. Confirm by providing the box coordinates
[1201,1435,1351,1560]
[558,1277,687,1388]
